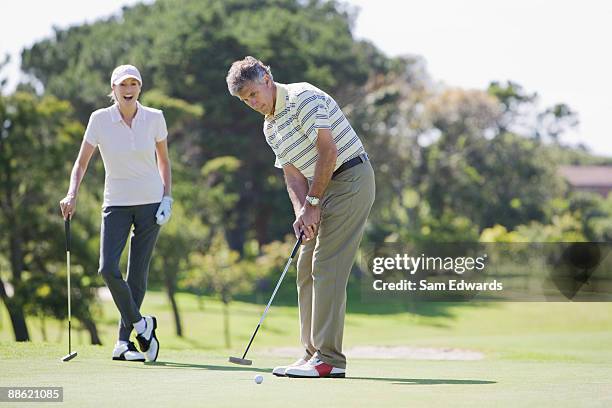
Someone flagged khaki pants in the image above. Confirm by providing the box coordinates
[297,160,375,368]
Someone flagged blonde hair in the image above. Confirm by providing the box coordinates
[108,89,117,103]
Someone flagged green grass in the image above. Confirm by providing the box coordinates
[2,291,611,362]
[1,292,612,406]
[0,345,610,407]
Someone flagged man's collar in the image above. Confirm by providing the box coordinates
[266,82,288,119]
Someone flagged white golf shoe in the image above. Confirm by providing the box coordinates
[136,315,160,362]
[272,358,309,377]
[112,341,145,362]
[143,336,159,362]
[285,356,346,378]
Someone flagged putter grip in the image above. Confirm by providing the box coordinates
[65,219,71,252]
[290,233,303,259]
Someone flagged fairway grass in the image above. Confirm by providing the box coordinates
[2,291,612,362]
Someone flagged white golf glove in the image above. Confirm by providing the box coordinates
[156,196,173,225]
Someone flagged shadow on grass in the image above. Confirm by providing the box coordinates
[349,377,496,385]
[141,361,496,385]
[142,360,271,373]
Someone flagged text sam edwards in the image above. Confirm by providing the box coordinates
[373,279,503,291]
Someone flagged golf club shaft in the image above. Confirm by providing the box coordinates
[257,256,294,326]
[65,219,72,353]
[240,324,260,360]
[241,234,303,359]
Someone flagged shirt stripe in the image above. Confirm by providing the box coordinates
[263,83,365,178]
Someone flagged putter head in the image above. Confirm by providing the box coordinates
[229,356,252,366]
[62,351,78,362]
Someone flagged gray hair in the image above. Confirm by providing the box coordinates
[226,56,273,96]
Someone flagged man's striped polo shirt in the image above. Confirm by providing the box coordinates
[263,82,365,179]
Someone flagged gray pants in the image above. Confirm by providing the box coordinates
[99,202,160,341]
[297,160,375,368]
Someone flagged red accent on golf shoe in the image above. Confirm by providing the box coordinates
[314,362,334,377]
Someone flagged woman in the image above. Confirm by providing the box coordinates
[59,64,172,362]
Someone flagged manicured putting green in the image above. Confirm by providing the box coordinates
[1,343,610,407]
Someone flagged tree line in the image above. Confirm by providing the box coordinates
[1,0,611,344]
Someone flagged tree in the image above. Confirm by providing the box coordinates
[20,0,372,249]
[0,89,101,343]
[487,80,579,143]
[150,203,208,337]
[343,54,433,243]
[140,88,208,337]
[184,233,262,348]
[422,88,566,230]
[568,192,612,241]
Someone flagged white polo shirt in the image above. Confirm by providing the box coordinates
[84,102,168,207]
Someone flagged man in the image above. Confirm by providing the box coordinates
[226,56,375,378]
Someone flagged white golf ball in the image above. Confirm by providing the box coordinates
[254,374,264,384]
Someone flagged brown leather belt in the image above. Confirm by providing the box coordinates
[332,152,369,178]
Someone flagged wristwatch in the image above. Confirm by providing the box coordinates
[305,195,320,206]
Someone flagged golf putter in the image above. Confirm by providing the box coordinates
[62,217,78,362]
[229,232,303,365]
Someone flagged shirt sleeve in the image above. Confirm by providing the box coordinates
[296,91,332,144]
[83,112,99,146]
[274,156,284,169]
[155,112,168,142]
